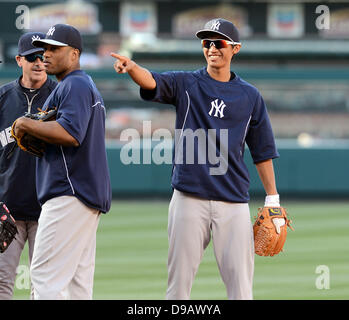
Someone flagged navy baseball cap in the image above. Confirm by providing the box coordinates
[196,18,241,44]
[18,32,45,56]
[32,24,83,52]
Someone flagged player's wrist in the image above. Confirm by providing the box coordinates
[264,194,280,207]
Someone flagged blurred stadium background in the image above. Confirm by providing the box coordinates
[0,0,348,300]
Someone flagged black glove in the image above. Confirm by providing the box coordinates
[0,202,18,253]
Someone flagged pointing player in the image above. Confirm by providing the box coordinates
[111,18,281,300]
[12,24,111,299]
[0,32,56,299]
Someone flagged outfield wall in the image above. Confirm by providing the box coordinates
[107,140,349,198]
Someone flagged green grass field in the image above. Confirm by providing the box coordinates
[13,199,349,300]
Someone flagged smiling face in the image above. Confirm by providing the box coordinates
[16,53,47,89]
[202,35,241,72]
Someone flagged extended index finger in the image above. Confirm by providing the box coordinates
[110,52,128,61]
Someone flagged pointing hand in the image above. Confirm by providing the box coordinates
[110,52,136,74]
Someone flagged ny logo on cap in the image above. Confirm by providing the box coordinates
[32,35,41,41]
[210,20,221,31]
[47,27,55,37]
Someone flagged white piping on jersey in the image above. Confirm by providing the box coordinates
[174,90,191,165]
[60,146,75,195]
[240,115,252,157]
[242,115,252,145]
[91,101,106,116]
[91,101,105,109]
[179,91,191,141]
[23,92,39,113]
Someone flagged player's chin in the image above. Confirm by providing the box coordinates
[29,73,45,83]
[43,63,55,75]
[207,60,225,69]
[44,68,55,75]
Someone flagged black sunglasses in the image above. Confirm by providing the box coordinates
[23,53,44,63]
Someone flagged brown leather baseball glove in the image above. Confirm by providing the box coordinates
[253,206,294,256]
[10,108,57,158]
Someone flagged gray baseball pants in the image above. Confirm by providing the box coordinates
[30,196,100,300]
[166,189,254,300]
[0,220,38,299]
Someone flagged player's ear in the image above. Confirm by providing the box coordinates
[70,48,80,62]
[232,44,241,55]
[15,55,23,68]
[74,48,81,58]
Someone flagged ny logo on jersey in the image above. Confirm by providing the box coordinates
[210,20,220,31]
[47,26,55,37]
[208,99,226,118]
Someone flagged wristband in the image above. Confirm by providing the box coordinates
[264,194,280,207]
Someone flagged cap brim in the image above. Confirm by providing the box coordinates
[32,39,68,48]
[196,29,237,43]
[19,47,44,56]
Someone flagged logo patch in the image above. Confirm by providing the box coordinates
[268,208,281,216]
[210,20,221,31]
[32,35,41,41]
[209,99,226,118]
[47,26,55,37]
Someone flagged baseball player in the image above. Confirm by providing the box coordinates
[0,32,56,299]
[12,24,112,300]
[111,18,281,300]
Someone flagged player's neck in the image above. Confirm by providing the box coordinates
[206,66,231,82]
[56,62,81,82]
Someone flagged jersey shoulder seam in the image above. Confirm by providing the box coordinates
[0,81,17,99]
[169,71,199,103]
[0,82,18,108]
[237,80,259,110]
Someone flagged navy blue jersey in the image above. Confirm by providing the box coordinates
[36,70,111,213]
[140,67,279,203]
[0,77,57,220]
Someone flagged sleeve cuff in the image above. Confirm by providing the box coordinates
[140,87,157,101]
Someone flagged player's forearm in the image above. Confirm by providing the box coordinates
[14,117,79,147]
[111,52,156,90]
[128,64,156,90]
[255,159,278,195]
